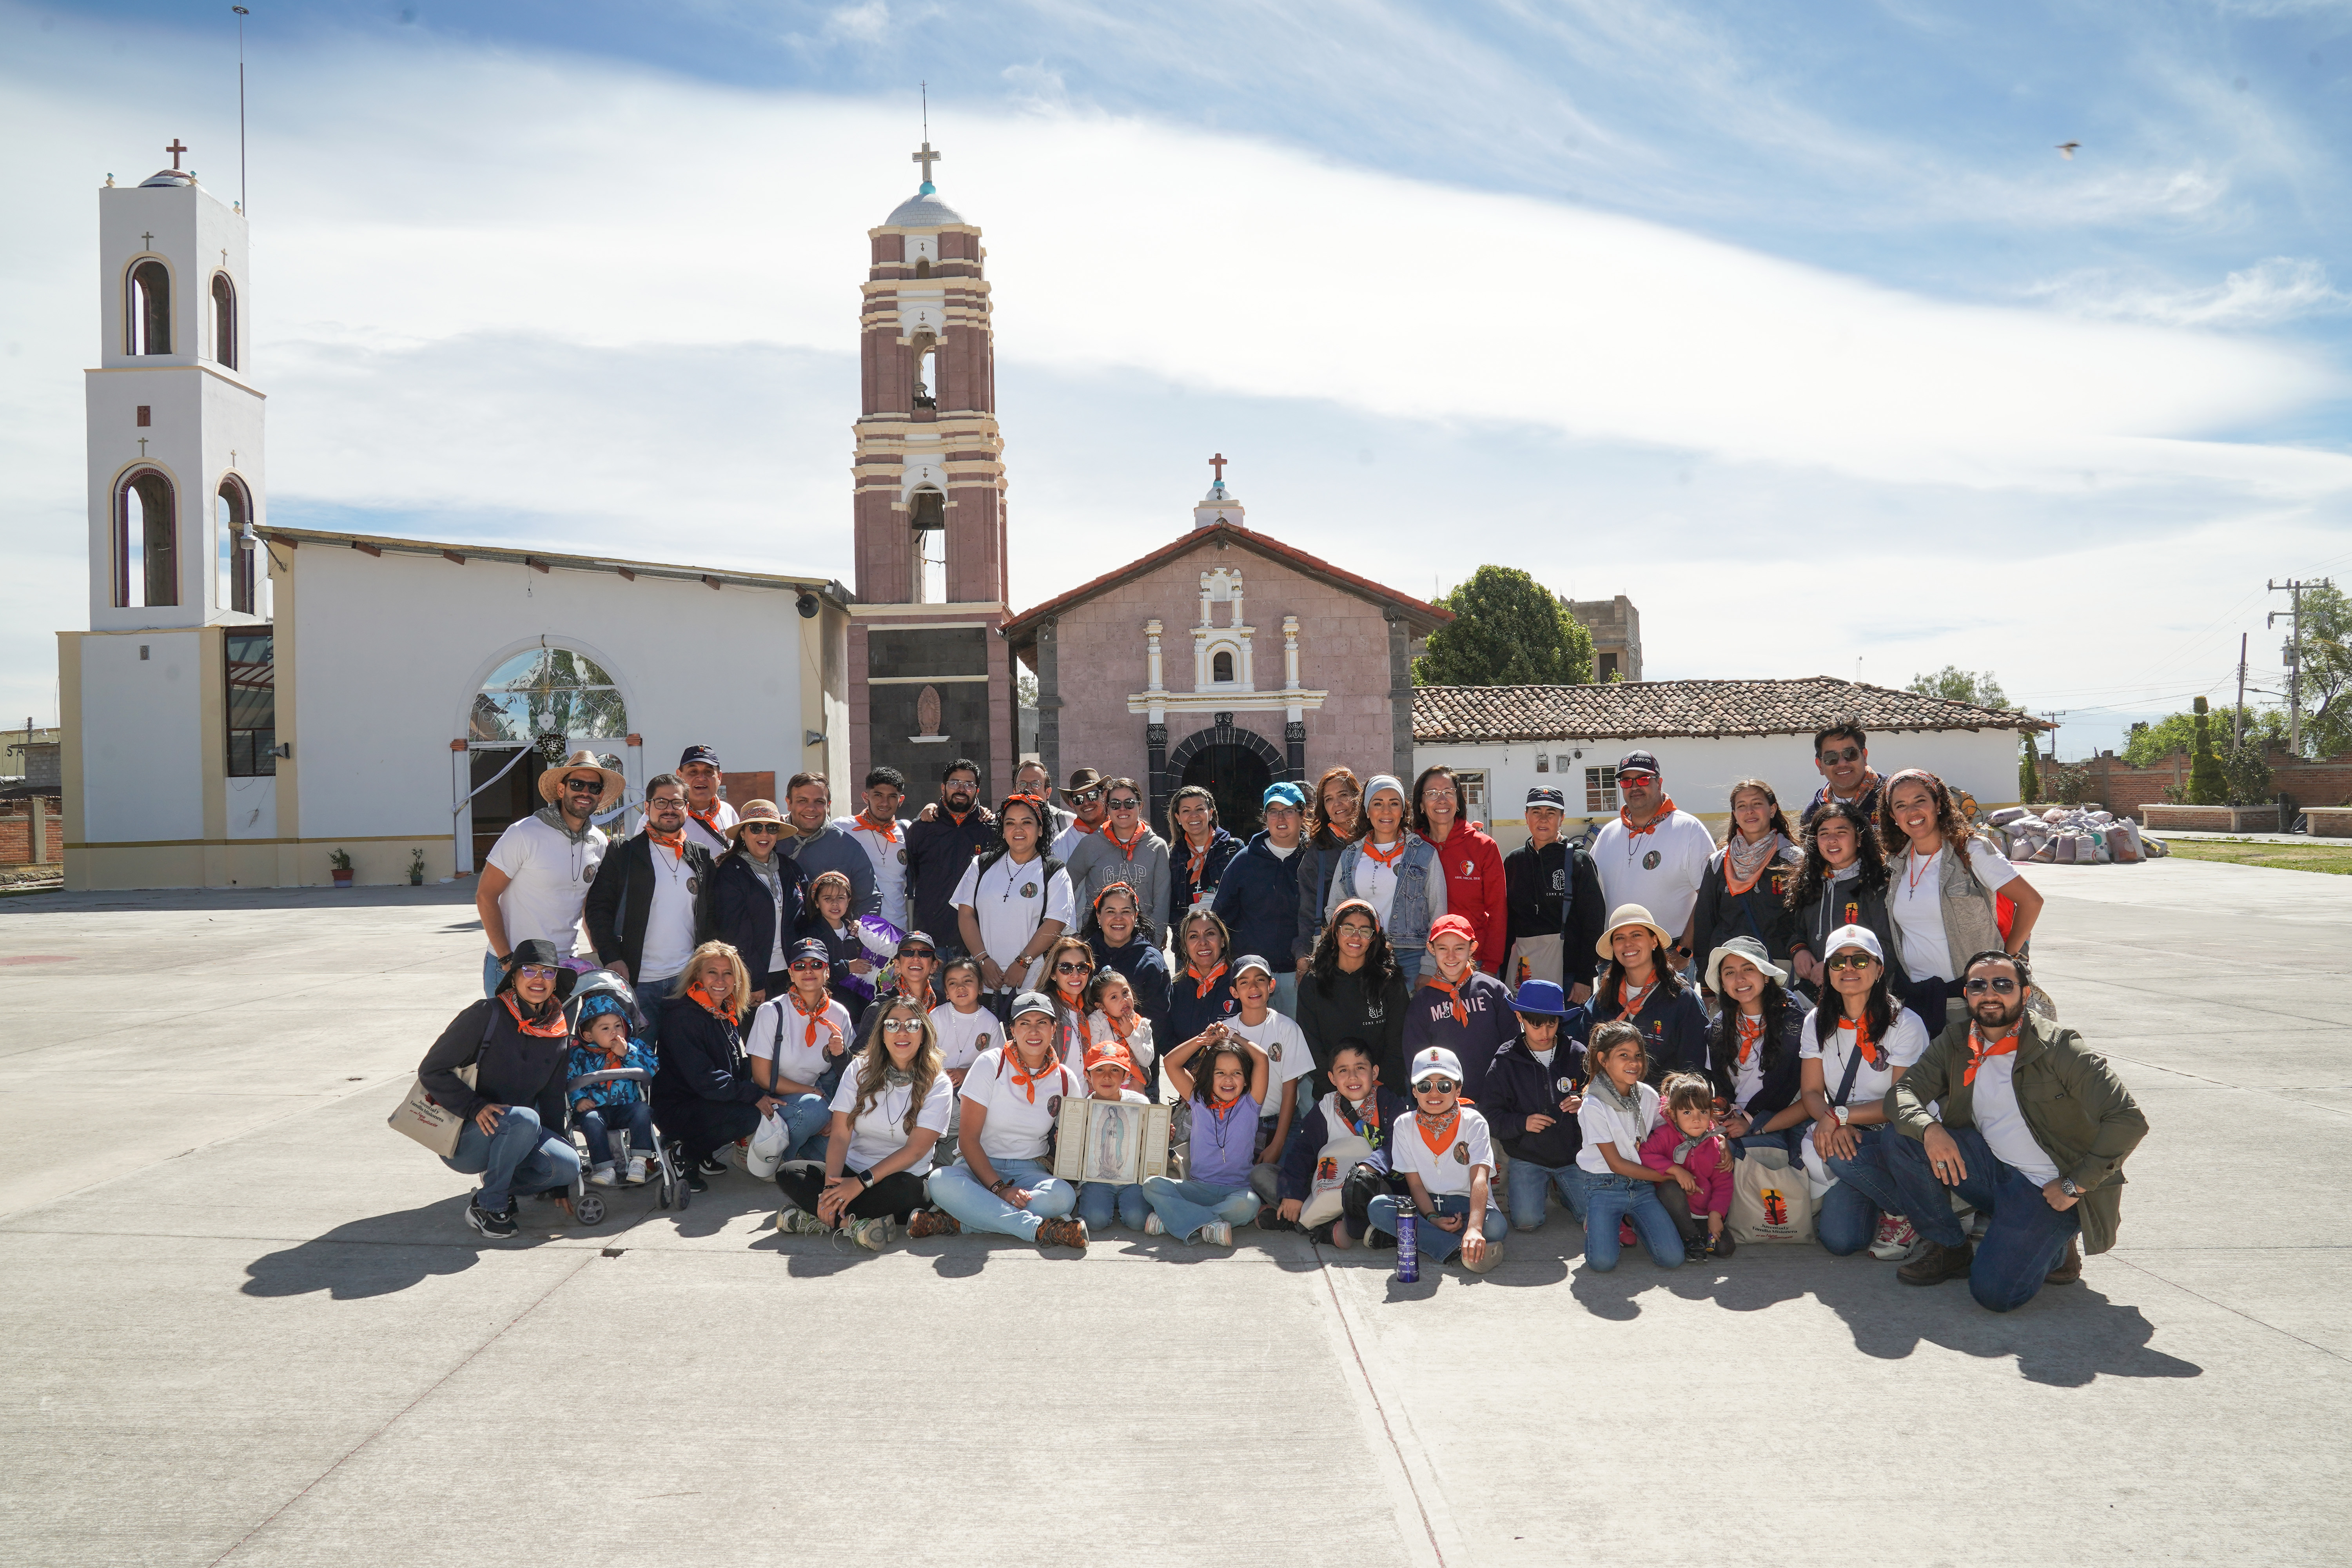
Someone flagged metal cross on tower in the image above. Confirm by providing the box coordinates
[166,138,187,169]
[1208,452,1228,482]
[912,142,942,185]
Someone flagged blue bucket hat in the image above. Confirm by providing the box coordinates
[1511,978,1569,1020]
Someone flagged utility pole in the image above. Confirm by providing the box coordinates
[2234,632,2248,754]
[2269,577,2334,759]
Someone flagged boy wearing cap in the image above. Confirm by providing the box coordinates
[1222,954,1314,1206]
[1590,752,1715,975]
[1214,782,1310,1015]
[1503,786,1606,1002]
[835,766,913,930]
[675,745,740,858]
[1401,914,1521,1109]
[1075,1043,1152,1233]
[1363,1046,1507,1272]
[1480,980,1591,1232]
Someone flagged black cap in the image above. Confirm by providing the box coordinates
[1524,785,1566,811]
[679,744,720,769]
[896,930,939,956]
[789,937,833,967]
[1615,749,1662,778]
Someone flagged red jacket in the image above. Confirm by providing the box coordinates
[1428,820,1508,975]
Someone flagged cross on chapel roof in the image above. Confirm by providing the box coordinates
[166,138,187,169]
[912,140,942,194]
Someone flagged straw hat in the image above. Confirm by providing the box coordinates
[538,750,624,811]
[725,799,788,842]
[1595,903,1675,958]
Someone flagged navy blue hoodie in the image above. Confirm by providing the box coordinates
[1212,831,1306,975]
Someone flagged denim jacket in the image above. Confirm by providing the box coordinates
[1327,833,1446,982]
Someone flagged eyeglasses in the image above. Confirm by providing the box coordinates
[514,964,558,981]
[1818,746,1862,764]
[1107,797,1140,811]
[1070,787,1105,804]
[882,1017,926,1033]
[1826,953,1878,971]
[561,777,603,793]
[1416,1078,1458,1094]
[1053,961,1093,975]
[1963,976,2019,995]
[1337,922,1376,938]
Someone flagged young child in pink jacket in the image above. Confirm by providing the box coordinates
[1641,1073,1735,1258]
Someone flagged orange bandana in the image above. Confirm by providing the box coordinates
[1102,821,1146,860]
[686,805,724,841]
[789,989,837,1049]
[1735,1011,1764,1067]
[1423,970,1471,1027]
[1362,837,1407,868]
[1618,976,1656,1020]
[501,992,570,1039]
[687,983,737,1024]
[1415,1109,1461,1159]
[857,812,900,844]
[1186,962,1227,1000]
[1621,796,1678,837]
[1186,836,1214,887]
[1838,1013,1884,1069]
[1963,1025,2018,1086]
[648,825,685,857]
[1005,1045,1062,1104]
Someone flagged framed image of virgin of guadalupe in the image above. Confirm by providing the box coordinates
[1051,1098,1172,1187]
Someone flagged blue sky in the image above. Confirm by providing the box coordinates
[5,0,2350,757]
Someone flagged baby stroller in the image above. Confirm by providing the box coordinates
[557,968,679,1223]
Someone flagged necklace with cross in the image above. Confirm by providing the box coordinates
[166,139,187,169]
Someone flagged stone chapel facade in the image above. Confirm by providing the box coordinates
[1002,474,1450,837]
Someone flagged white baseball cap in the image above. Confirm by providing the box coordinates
[1823,924,1884,965]
[1410,1046,1466,1086]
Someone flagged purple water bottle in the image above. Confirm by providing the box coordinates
[1395,1210,1420,1283]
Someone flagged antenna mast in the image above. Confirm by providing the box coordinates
[233,6,250,213]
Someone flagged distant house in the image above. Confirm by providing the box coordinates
[1414,677,2046,838]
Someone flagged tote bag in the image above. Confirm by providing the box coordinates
[1299,1128,1377,1229]
[388,1063,476,1159]
[1729,1145,1815,1245]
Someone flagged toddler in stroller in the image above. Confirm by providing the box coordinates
[569,985,659,1187]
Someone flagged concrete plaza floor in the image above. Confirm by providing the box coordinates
[1,859,2345,1566]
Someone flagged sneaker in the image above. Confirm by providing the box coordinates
[697,1154,730,1178]
[907,1209,961,1239]
[1256,1205,1281,1230]
[683,1167,709,1194]
[1869,1215,1919,1260]
[848,1216,895,1252]
[1710,1229,1736,1258]
[623,1155,650,1185]
[1196,1221,1233,1247]
[1143,1212,1166,1237]
[587,1162,617,1188]
[1897,1238,1975,1287]
[465,1200,517,1240]
[777,1207,829,1236]
[1035,1217,1089,1251]
[1366,1227,1397,1250]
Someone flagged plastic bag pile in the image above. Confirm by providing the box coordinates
[1985,805,2167,865]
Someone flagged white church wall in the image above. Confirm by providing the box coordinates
[286,545,823,884]
[1418,726,2027,841]
[225,775,276,840]
[79,630,206,845]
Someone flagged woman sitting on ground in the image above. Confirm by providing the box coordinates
[744,937,855,1168]
[1691,778,1804,991]
[1325,775,1445,986]
[1799,924,1930,1260]
[1579,905,1708,1083]
[419,938,584,1239]
[775,995,952,1251]
[1295,897,1412,1100]
[651,941,786,1194]
[1784,799,1900,1005]
[1082,880,1171,1045]
[916,990,1090,1250]
[1702,936,1808,1160]
[1877,767,2043,1039]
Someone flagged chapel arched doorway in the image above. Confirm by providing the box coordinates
[1166,719,1286,840]
[462,644,631,869]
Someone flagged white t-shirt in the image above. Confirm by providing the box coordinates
[1889,840,2020,984]
[828,1065,955,1177]
[929,1004,997,1074]
[637,840,701,982]
[1358,843,1404,928]
[1227,1010,1313,1120]
[682,799,739,859]
[745,993,855,1090]
[836,814,912,929]
[1969,1051,2060,1185]
[486,813,606,960]
[952,853,1077,991]
[1393,1106,1500,1209]
[1577,1081,1662,1173]
[1798,1006,1930,1108]
[1731,1034,1766,1110]
[960,1045,1083,1164]
[1050,821,1107,862]
[1592,811,1716,942]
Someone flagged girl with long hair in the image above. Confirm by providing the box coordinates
[1412,764,1508,976]
[1783,799,1898,1004]
[1325,775,1446,985]
[1141,1026,1269,1246]
[1691,778,1804,990]
[774,996,951,1250]
[1296,897,1411,1098]
[1081,879,1171,1049]
[1797,926,1929,1260]
[1294,765,1365,967]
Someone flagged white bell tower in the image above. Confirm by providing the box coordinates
[85,140,267,630]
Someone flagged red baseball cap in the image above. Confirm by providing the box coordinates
[1428,913,1478,949]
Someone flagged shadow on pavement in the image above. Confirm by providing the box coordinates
[241,1188,648,1301]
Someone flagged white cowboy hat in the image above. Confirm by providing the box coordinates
[538,750,625,812]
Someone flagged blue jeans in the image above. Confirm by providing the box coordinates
[1272,971,1299,1017]
[1138,1176,1259,1241]
[575,1098,654,1167]
[769,1091,833,1165]
[925,1157,1077,1241]
[1565,1168,1685,1270]
[1079,1181,1151,1232]
[1505,1158,1588,1230]
[443,1106,581,1211]
[1365,1192,1507,1261]
[1817,1123,1909,1256]
[1886,1124,2082,1312]
[482,949,504,998]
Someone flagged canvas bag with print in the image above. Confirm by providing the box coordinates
[1729,1145,1816,1245]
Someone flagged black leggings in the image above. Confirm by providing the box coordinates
[655,1095,763,1167]
[775,1165,929,1222]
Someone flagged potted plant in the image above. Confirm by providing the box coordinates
[329,848,354,888]
[408,848,426,886]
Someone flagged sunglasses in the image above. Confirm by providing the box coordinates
[1053,961,1093,975]
[1107,797,1140,811]
[1817,746,1863,764]
[1963,976,2020,995]
[561,777,603,793]
[882,1016,926,1033]
[740,823,782,835]
[513,964,559,982]
[1416,1078,1458,1094]
[1826,953,1878,971]
[1069,787,1105,804]
[789,959,829,972]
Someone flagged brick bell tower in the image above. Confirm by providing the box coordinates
[845,138,1015,800]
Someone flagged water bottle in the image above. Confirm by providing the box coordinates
[1395,1210,1420,1283]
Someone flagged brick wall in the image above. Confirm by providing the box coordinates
[0,799,64,864]
[2080,750,2352,818]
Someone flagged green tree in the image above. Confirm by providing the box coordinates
[2125,706,2287,768]
[1906,666,2009,709]
[2019,735,2040,802]
[1413,566,1594,686]
[2187,697,2227,805]
[2283,583,2351,759]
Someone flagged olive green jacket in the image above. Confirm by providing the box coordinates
[1886,1013,2147,1254]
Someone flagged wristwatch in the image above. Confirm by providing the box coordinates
[1833,1105,1852,1126]
[2059,1177,2083,1198]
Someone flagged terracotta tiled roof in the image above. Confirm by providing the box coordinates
[1003,523,1451,642]
[1413,677,2049,743]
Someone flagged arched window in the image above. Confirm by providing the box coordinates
[914,256,931,279]
[215,476,258,614]
[1212,650,1235,683]
[211,273,236,369]
[127,260,171,356]
[909,487,947,603]
[911,331,938,410]
[469,646,628,744]
[114,468,178,608]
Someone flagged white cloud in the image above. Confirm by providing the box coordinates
[2033,257,2352,327]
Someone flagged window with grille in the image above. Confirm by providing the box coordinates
[225,631,275,776]
[1584,766,1617,813]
